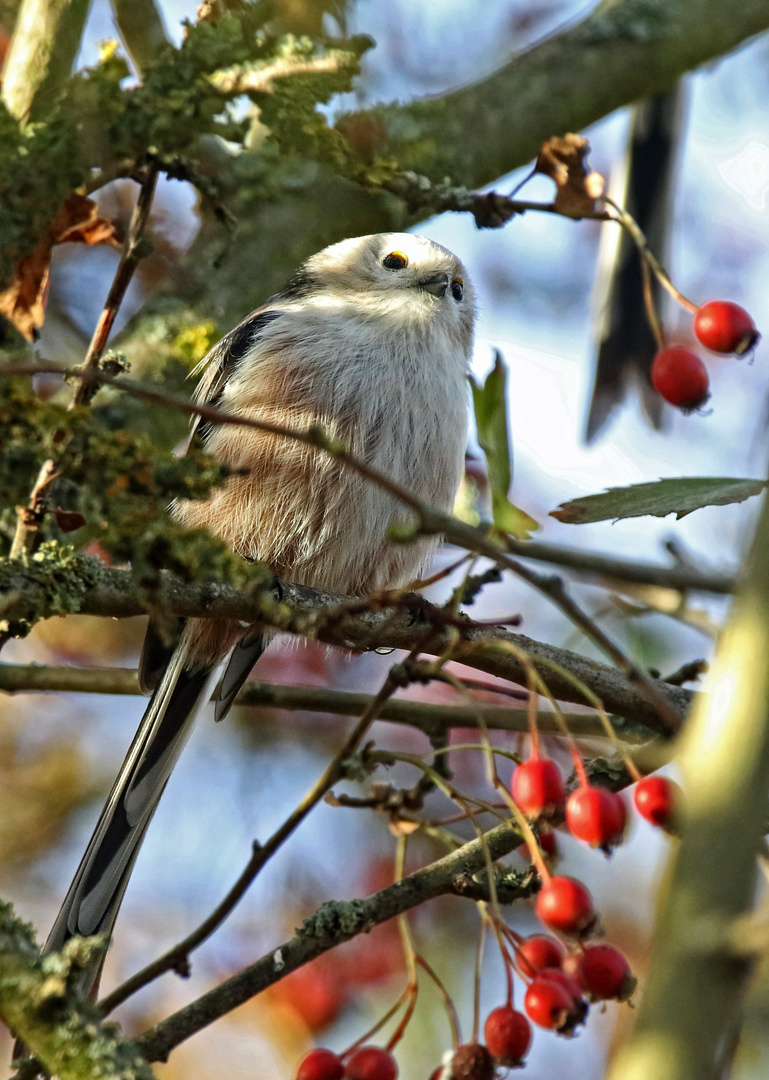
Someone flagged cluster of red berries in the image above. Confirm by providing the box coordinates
[418,937,634,1078]
[296,1045,398,1080]
[651,300,759,412]
[511,750,678,848]
[294,756,677,1080]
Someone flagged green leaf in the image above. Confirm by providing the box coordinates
[470,351,537,539]
[550,477,767,524]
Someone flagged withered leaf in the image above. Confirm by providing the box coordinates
[0,193,123,342]
[535,133,605,219]
[52,509,87,533]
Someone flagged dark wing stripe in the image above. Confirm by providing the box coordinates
[214,633,268,722]
[195,309,282,443]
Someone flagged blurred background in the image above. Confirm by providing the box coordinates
[2,1,769,1077]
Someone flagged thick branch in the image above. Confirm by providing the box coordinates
[380,0,769,188]
[1,0,91,120]
[110,0,168,72]
[0,562,693,732]
[136,820,532,1063]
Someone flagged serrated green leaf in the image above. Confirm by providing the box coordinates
[550,477,767,525]
[470,352,537,539]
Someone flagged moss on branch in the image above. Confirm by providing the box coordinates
[0,900,155,1079]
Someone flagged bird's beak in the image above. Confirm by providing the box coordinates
[418,272,450,298]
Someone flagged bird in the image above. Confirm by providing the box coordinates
[42,231,476,997]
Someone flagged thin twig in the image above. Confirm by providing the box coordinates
[135,819,533,1062]
[5,164,159,565]
[72,161,159,406]
[99,661,409,1015]
[0,661,630,738]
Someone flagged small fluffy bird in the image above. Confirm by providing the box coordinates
[45,232,476,992]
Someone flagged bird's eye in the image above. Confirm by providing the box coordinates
[382,251,409,271]
[451,277,464,301]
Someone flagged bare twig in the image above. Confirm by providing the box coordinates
[6,164,159,563]
[0,662,641,740]
[73,162,159,406]
[99,665,405,1015]
[135,820,535,1062]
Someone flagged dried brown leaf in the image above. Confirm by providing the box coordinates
[0,193,122,341]
[535,133,604,219]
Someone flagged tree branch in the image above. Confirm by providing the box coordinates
[0,901,155,1080]
[0,560,693,732]
[0,661,655,741]
[135,820,533,1063]
[110,0,168,73]
[375,0,769,189]
[153,0,769,317]
[1,0,92,120]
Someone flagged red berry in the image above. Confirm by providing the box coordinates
[448,1044,494,1080]
[539,828,558,857]
[343,1047,398,1080]
[565,786,626,853]
[296,1049,345,1080]
[634,775,680,831]
[483,1005,532,1066]
[511,757,565,819]
[694,300,759,355]
[536,876,596,937]
[651,346,710,410]
[524,974,586,1035]
[538,967,584,1004]
[516,933,565,978]
[577,944,636,1002]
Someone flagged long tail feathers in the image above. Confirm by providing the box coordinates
[44,648,225,996]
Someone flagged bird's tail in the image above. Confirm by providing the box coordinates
[44,646,225,998]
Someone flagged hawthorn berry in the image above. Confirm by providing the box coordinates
[539,828,558,857]
[577,944,636,1002]
[511,757,565,820]
[524,974,586,1035]
[538,968,589,1029]
[538,967,585,1005]
[516,933,565,978]
[343,1046,398,1080]
[296,1049,345,1080]
[448,1043,494,1080]
[634,774,680,831]
[565,785,626,853]
[483,1005,532,1066]
[694,300,759,355]
[651,346,710,410]
[536,876,596,937]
